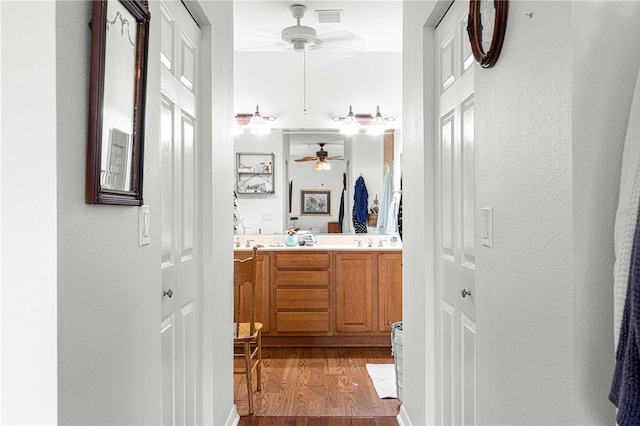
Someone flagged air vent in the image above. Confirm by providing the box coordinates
[315,9,342,24]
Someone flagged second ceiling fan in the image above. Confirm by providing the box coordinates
[294,143,343,170]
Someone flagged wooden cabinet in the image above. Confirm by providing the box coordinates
[235,249,271,334]
[378,253,403,332]
[335,252,374,333]
[273,252,332,335]
[234,248,402,346]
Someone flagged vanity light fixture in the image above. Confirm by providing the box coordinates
[233,105,276,135]
[332,105,396,135]
[338,105,361,135]
[366,106,388,135]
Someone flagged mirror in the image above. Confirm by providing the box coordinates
[467,0,508,68]
[234,129,400,235]
[86,0,150,205]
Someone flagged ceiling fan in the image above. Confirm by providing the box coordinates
[294,143,344,163]
[280,4,354,51]
[242,4,356,52]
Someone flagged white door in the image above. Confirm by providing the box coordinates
[434,2,476,425]
[160,1,201,425]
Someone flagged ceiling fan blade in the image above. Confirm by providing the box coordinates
[258,28,283,40]
[316,42,357,52]
[326,156,344,161]
[235,42,288,52]
[295,157,318,162]
[318,30,355,42]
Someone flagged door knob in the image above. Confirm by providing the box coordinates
[163,289,173,298]
[461,288,472,298]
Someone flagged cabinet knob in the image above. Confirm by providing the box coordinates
[163,289,173,298]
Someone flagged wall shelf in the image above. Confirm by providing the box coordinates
[236,152,275,194]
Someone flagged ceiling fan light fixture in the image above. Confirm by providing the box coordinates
[315,160,331,170]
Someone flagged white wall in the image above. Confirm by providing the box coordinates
[55,1,161,423]
[0,2,58,423]
[235,51,402,130]
[2,1,236,424]
[400,1,439,424]
[571,2,640,422]
[474,1,640,425]
[235,133,285,234]
[402,1,640,425]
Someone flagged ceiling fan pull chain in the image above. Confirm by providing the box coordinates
[303,48,307,115]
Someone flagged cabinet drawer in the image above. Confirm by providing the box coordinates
[276,253,330,269]
[275,270,330,286]
[276,312,330,332]
[277,289,329,310]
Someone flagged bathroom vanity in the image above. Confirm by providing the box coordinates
[234,235,402,347]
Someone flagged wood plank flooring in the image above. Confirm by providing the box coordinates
[234,347,400,419]
[237,416,399,426]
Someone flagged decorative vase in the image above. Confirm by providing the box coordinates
[284,234,297,247]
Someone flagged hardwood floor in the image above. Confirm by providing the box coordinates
[237,417,399,426]
[234,347,400,419]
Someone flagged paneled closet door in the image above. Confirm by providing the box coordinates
[434,1,477,425]
[160,1,201,425]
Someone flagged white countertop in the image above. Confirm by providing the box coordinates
[234,243,402,251]
[233,233,402,251]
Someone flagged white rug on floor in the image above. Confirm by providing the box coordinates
[366,363,397,399]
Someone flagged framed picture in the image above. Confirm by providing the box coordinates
[300,190,332,215]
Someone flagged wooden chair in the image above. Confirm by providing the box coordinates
[233,246,262,415]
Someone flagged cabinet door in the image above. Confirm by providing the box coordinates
[237,251,270,334]
[378,253,402,332]
[335,252,374,332]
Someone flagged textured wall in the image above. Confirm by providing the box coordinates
[571,2,640,424]
[0,2,58,423]
[56,1,162,424]
[475,1,640,424]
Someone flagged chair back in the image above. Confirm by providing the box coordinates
[233,246,258,336]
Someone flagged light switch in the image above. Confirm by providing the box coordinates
[481,207,492,248]
[139,205,151,246]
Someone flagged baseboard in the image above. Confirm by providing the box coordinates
[397,404,412,426]
[226,404,240,426]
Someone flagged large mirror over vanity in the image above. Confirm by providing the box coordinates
[234,129,402,236]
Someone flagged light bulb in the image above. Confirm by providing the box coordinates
[366,106,386,135]
[339,105,361,135]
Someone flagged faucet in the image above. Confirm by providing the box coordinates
[367,238,373,248]
[354,239,362,247]
[235,237,241,247]
[245,239,254,248]
[378,239,386,248]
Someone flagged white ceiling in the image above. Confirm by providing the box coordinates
[233,1,403,53]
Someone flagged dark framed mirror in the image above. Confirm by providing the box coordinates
[467,0,508,68]
[86,0,150,205]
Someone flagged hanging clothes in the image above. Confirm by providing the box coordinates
[353,176,369,233]
[352,206,367,233]
[398,175,403,239]
[610,207,640,426]
[378,173,394,233]
[610,65,640,425]
[339,173,346,232]
[614,67,640,347]
[385,191,402,235]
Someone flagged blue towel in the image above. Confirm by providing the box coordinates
[610,204,640,424]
